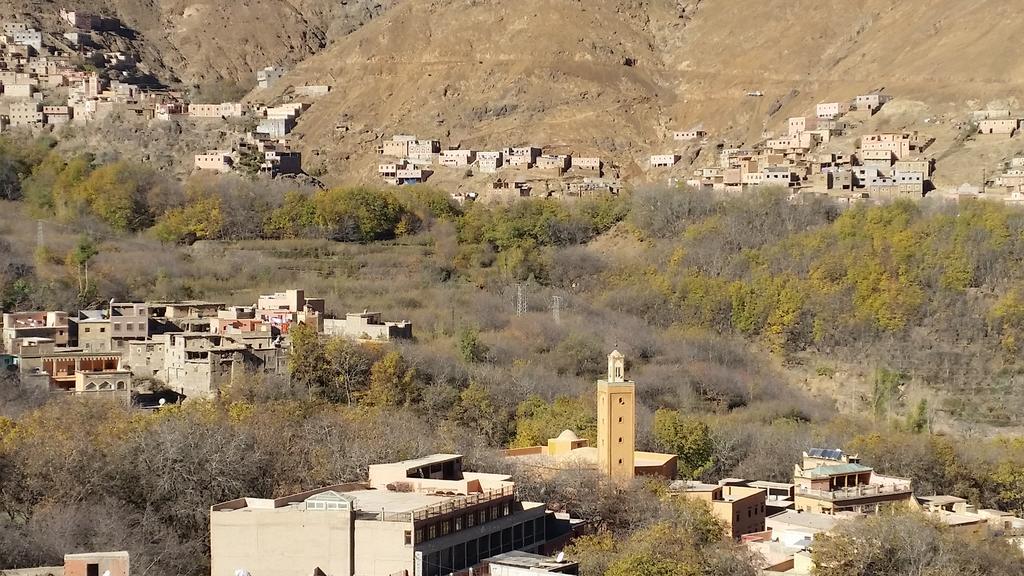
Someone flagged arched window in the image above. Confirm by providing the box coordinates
[116,381,126,390]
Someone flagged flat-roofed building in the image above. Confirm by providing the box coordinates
[194,151,234,173]
[816,102,849,119]
[571,157,601,173]
[323,311,412,341]
[478,151,503,173]
[793,448,912,514]
[2,311,69,350]
[650,154,679,168]
[439,149,476,168]
[671,480,767,539]
[210,454,569,576]
[979,118,1019,137]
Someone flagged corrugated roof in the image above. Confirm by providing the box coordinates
[799,463,871,479]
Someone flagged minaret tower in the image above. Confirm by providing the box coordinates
[597,350,635,480]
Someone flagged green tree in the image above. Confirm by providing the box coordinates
[905,399,929,433]
[287,323,329,397]
[457,326,489,363]
[152,191,223,243]
[993,461,1024,515]
[357,351,418,408]
[511,395,595,448]
[653,409,714,479]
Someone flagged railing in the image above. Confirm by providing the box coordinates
[797,483,913,501]
[350,485,515,523]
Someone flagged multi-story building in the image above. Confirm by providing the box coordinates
[2,311,69,351]
[793,448,913,514]
[256,289,324,332]
[671,480,767,539]
[261,150,302,175]
[816,102,849,119]
[189,102,247,118]
[439,149,476,168]
[257,66,285,89]
[477,151,503,173]
[210,454,569,576]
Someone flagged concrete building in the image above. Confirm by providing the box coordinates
[60,10,104,31]
[195,151,235,173]
[571,157,601,174]
[8,100,42,126]
[535,155,570,174]
[673,130,706,141]
[257,116,295,138]
[211,454,568,576]
[189,102,246,118]
[9,29,41,52]
[261,150,302,175]
[650,154,679,168]
[408,140,441,162]
[74,369,132,400]
[816,102,849,119]
[978,118,1019,136]
[671,480,767,539]
[2,311,69,351]
[256,289,325,332]
[439,149,476,168]
[793,448,913,514]
[257,66,286,90]
[478,151,503,173]
[323,311,413,341]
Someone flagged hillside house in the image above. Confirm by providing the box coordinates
[261,150,301,175]
[571,157,601,174]
[650,154,679,168]
[788,116,818,136]
[194,151,235,173]
[670,480,766,539]
[978,118,1019,137]
[323,311,413,341]
[256,66,285,89]
[894,158,932,177]
[673,130,706,141]
[43,105,71,125]
[972,109,1011,121]
[2,311,69,350]
[256,116,294,138]
[408,139,441,162]
[477,151,503,173]
[853,93,887,113]
[860,133,914,160]
[763,166,799,187]
[439,149,476,168]
[378,138,410,158]
[816,102,849,119]
[60,10,104,30]
[859,149,895,167]
[535,154,570,174]
[189,102,247,118]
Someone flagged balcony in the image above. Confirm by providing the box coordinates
[797,482,912,502]
[352,485,515,523]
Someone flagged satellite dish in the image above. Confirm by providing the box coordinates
[235,569,251,576]
[556,552,564,563]
[158,398,166,406]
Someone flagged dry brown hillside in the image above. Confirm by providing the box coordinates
[249,0,1024,184]
[2,0,399,87]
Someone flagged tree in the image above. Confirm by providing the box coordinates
[152,191,223,244]
[287,323,329,397]
[512,395,595,448]
[67,236,99,300]
[357,351,418,408]
[905,399,929,433]
[457,327,489,363]
[992,461,1024,515]
[653,409,714,479]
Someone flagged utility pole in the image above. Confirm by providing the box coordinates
[515,283,526,317]
[36,220,43,250]
[552,295,562,324]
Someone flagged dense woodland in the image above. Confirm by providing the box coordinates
[4,135,1024,574]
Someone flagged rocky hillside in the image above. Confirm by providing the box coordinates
[249,0,1024,184]
[2,0,399,87]
[7,0,1024,184]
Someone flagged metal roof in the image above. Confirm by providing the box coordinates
[799,463,872,479]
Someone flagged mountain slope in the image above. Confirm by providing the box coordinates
[254,0,1024,184]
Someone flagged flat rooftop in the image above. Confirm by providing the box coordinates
[343,489,450,514]
[487,551,577,572]
[767,510,841,533]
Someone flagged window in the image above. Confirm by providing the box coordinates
[84,327,91,333]
[618,437,623,444]
[618,417,622,423]
[617,397,625,405]
[99,327,106,333]
[479,510,487,525]
[441,520,450,536]
[113,323,120,332]
[618,458,623,465]
[735,513,740,522]
[404,530,412,546]
[415,528,424,542]
[455,516,463,531]
[428,524,437,539]
[467,512,475,528]
[502,502,510,516]
[490,506,498,521]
